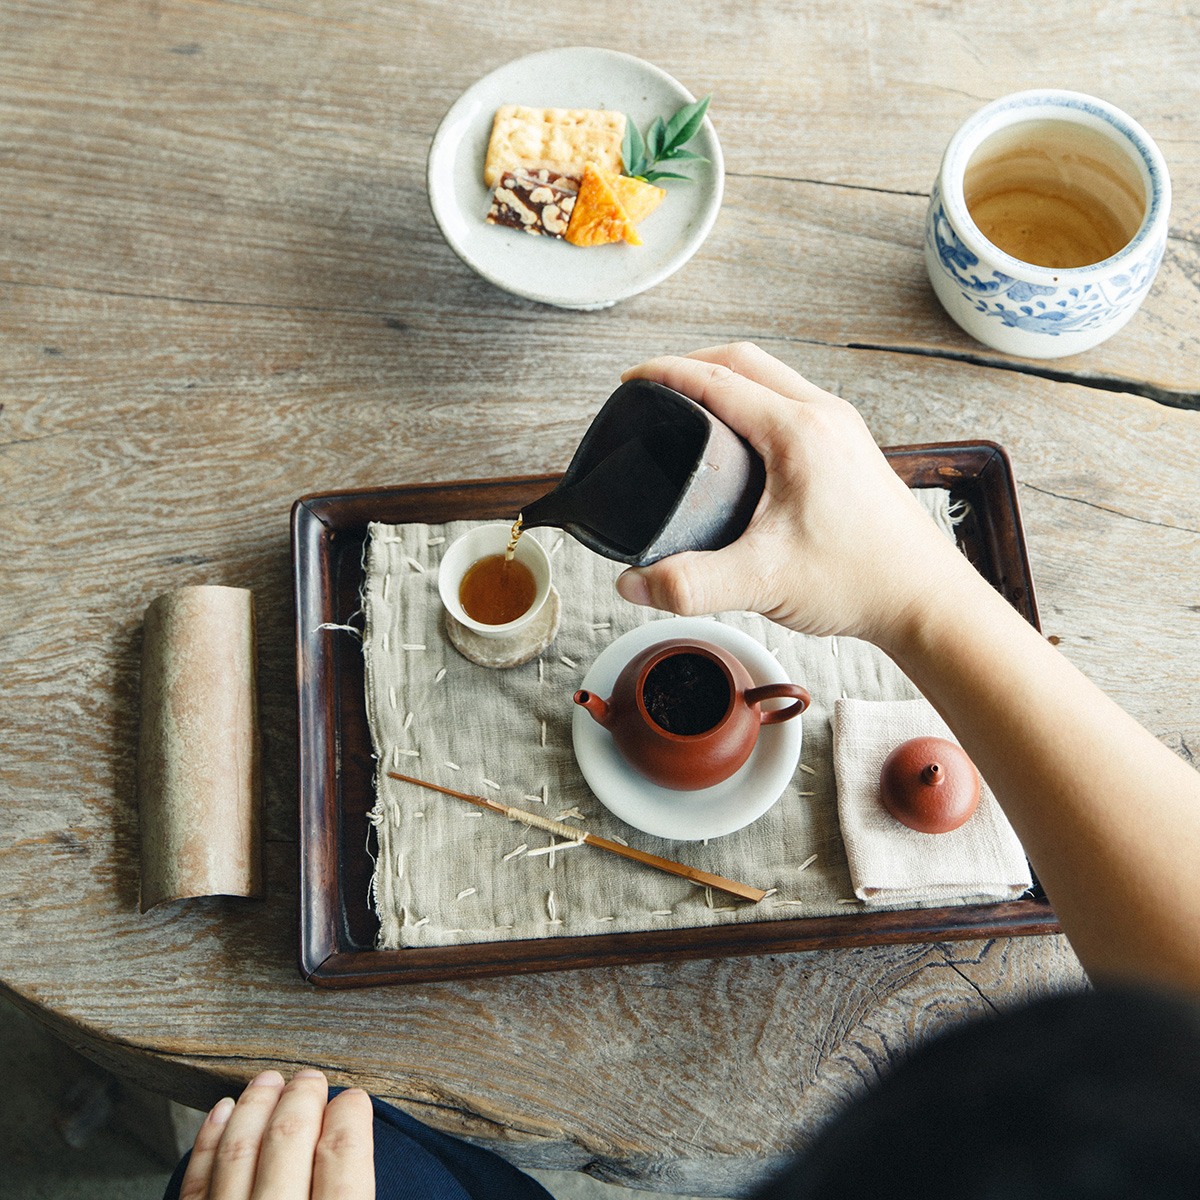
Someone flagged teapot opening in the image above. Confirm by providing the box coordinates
[640,651,732,737]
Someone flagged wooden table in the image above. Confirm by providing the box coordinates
[3,2,1197,1194]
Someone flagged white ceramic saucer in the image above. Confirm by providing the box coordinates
[571,618,804,841]
[426,47,724,310]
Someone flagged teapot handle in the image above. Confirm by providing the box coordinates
[744,683,811,725]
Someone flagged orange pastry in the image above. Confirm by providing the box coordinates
[611,174,666,224]
[565,163,642,247]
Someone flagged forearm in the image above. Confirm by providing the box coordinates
[617,344,1200,993]
[885,562,1200,993]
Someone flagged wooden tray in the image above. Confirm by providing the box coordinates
[292,442,1057,987]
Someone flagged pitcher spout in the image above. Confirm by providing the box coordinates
[574,689,612,728]
[518,489,561,531]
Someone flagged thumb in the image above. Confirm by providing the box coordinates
[616,545,761,616]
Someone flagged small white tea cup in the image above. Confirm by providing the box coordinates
[437,524,552,639]
[925,89,1171,359]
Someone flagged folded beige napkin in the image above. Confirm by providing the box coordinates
[832,697,1031,904]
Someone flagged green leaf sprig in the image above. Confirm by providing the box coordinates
[622,95,711,183]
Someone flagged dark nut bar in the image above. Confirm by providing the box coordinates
[485,168,579,237]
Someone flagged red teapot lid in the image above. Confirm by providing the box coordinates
[879,736,980,834]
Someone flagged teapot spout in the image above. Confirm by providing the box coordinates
[574,688,612,728]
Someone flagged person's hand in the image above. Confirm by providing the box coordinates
[179,1069,374,1200]
[615,342,971,652]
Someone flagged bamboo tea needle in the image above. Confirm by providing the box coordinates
[387,772,767,902]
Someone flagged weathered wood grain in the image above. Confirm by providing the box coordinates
[2,299,1193,1188]
[2,0,1198,1192]
[1,1,1198,398]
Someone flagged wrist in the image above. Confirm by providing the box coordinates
[873,546,1006,668]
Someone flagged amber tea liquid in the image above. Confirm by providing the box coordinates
[963,120,1145,268]
[458,552,536,625]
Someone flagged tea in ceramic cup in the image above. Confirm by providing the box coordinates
[925,89,1170,358]
[437,524,552,639]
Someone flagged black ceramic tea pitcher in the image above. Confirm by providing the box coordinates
[519,379,766,567]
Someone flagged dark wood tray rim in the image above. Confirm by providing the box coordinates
[293,441,1055,988]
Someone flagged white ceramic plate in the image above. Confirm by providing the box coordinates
[572,618,803,841]
[426,47,724,309]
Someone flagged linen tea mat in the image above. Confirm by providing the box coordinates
[362,490,1017,949]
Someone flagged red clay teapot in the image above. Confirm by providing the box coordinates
[574,639,810,791]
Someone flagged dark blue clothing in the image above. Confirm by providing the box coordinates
[163,1090,553,1200]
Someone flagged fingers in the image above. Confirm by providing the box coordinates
[196,1070,287,1199]
[178,1096,235,1200]
[685,342,837,405]
[247,1069,329,1199]
[182,1069,366,1200]
[621,343,836,437]
[616,537,774,618]
[311,1088,375,1200]
[620,353,780,444]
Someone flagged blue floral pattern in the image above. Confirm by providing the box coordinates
[925,182,1164,337]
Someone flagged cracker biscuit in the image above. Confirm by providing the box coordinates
[484,106,625,188]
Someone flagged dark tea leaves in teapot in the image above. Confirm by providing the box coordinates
[641,652,730,736]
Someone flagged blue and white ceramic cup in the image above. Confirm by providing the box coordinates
[925,89,1170,358]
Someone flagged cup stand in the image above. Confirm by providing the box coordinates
[444,586,561,668]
